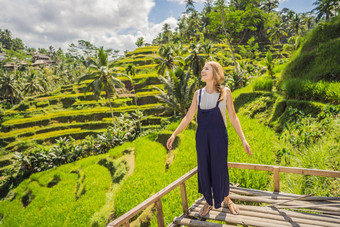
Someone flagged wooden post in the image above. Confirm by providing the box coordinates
[180,182,189,217]
[155,199,165,227]
[123,220,130,227]
[273,166,280,192]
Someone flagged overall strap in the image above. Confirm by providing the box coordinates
[198,89,202,108]
[216,92,221,107]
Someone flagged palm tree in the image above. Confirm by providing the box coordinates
[267,21,288,44]
[260,0,279,12]
[300,13,315,32]
[185,0,196,13]
[153,66,197,117]
[125,63,138,106]
[264,50,275,79]
[23,70,46,96]
[201,40,219,61]
[218,0,239,74]
[172,42,187,58]
[76,46,131,128]
[312,0,337,22]
[185,42,205,89]
[154,44,183,76]
[135,37,145,47]
[289,13,302,35]
[0,71,22,105]
[125,63,136,77]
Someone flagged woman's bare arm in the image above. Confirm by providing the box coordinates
[171,90,198,137]
[225,87,246,142]
[167,90,198,150]
[225,87,251,155]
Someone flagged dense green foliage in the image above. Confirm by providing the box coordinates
[0,1,339,226]
[278,15,340,104]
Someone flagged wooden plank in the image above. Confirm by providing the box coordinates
[169,214,183,227]
[279,166,340,177]
[167,223,179,227]
[266,193,315,207]
[180,182,189,216]
[192,204,339,227]
[173,216,235,227]
[228,162,274,171]
[229,194,340,212]
[228,162,340,178]
[155,199,165,227]
[238,204,340,223]
[275,203,340,209]
[189,209,317,227]
[274,207,340,216]
[230,186,340,201]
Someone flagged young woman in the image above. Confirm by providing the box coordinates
[166,61,252,217]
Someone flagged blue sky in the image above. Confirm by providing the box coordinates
[0,0,317,52]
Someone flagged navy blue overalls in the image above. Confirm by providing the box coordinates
[195,88,229,209]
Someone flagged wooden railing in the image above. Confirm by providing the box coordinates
[107,162,340,227]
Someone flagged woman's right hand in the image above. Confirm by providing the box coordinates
[167,135,175,150]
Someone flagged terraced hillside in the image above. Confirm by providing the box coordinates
[0,46,171,184]
[0,43,288,189]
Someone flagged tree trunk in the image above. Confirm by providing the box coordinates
[218,0,239,74]
[106,88,117,130]
[133,82,137,106]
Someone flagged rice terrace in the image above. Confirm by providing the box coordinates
[0,0,339,226]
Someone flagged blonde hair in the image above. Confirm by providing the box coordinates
[206,61,226,102]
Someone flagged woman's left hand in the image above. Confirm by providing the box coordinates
[242,139,251,156]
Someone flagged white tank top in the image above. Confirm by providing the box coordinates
[197,87,227,128]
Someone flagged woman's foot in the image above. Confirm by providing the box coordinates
[222,199,239,215]
[199,203,211,217]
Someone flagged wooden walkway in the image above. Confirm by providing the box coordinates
[107,163,340,227]
[170,185,340,227]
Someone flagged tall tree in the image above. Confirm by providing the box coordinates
[23,70,46,95]
[135,37,145,47]
[201,40,219,60]
[154,44,183,76]
[0,71,22,105]
[154,66,197,117]
[125,63,138,106]
[312,0,338,22]
[217,0,239,73]
[260,0,279,12]
[267,21,288,44]
[185,0,196,13]
[76,47,131,128]
[185,42,206,88]
[290,13,302,35]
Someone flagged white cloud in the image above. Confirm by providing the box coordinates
[0,0,178,54]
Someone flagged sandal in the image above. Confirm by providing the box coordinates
[222,200,239,215]
[199,203,212,217]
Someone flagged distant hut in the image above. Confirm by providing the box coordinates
[3,62,18,71]
[33,54,50,62]
[32,54,55,67]
[0,53,6,61]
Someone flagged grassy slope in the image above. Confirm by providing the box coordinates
[280,16,340,83]
[0,105,283,226]
[276,16,340,104]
